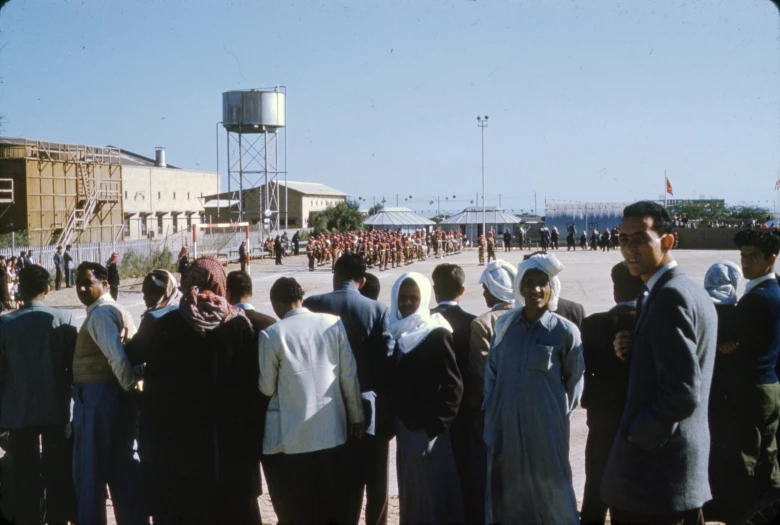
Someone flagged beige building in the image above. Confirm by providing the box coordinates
[206,181,347,229]
[0,138,219,245]
[120,149,220,240]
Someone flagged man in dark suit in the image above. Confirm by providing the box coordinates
[523,252,586,328]
[708,229,780,522]
[602,201,716,525]
[430,263,479,523]
[580,261,643,525]
[303,254,393,525]
[225,271,276,332]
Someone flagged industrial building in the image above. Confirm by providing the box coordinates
[363,207,435,233]
[206,181,348,229]
[0,138,219,245]
[440,207,523,239]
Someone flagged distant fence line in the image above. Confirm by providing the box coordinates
[0,230,250,275]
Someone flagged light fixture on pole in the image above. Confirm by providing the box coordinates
[477,115,489,236]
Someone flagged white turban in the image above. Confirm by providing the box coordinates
[479,259,517,304]
[493,253,565,348]
[704,261,742,306]
[389,272,452,354]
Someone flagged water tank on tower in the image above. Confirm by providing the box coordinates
[222,89,286,133]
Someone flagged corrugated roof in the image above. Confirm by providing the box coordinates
[203,199,239,208]
[440,207,521,225]
[278,181,347,196]
[364,207,435,227]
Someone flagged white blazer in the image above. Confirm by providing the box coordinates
[258,307,364,455]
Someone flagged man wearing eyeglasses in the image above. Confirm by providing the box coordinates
[601,201,716,525]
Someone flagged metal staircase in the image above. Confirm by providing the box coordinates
[56,162,120,246]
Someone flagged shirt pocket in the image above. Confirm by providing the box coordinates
[528,344,555,372]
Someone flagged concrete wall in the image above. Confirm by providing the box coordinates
[675,227,741,250]
[122,166,219,240]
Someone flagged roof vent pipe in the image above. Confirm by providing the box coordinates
[154,146,166,168]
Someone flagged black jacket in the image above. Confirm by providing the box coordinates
[430,303,476,380]
[391,327,463,438]
[556,297,586,330]
[581,303,635,418]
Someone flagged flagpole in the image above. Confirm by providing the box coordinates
[664,170,667,209]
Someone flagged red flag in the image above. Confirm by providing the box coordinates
[666,177,674,196]
[775,176,779,191]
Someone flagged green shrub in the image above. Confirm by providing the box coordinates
[119,248,176,279]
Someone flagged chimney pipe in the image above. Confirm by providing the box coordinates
[155,147,167,168]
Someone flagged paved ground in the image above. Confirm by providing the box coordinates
[35,246,741,524]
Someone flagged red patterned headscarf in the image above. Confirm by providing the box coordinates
[179,257,249,335]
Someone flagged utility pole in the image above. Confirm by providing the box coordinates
[477,115,489,236]
[534,191,537,216]
[499,193,502,208]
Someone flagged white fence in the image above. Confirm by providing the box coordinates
[0,230,250,274]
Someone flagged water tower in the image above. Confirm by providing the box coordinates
[222,87,287,232]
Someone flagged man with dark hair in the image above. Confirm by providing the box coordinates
[706,229,780,521]
[503,229,512,252]
[72,261,144,524]
[360,272,381,301]
[429,262,478,521]
[0,265,78,524]
[303,254,393,525]
[226,270,276,333]
[23,250,33,268]
[602,200,716,525]
[64,245,74,288]
[260,276,365,525]
[53,246,65,291]
[580,262,643,525]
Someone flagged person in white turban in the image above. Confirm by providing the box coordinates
[704,260,742,306]
[387,272,464,524]
[482,253,584,524]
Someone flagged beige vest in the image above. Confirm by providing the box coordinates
[73,301,136,384]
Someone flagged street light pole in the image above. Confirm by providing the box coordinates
[477,115,489,236]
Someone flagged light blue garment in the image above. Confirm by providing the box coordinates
[483,309,584,525]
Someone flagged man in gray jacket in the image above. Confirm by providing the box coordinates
[0,265,78,524]
[602,201,716,525]
[304,254,393,525]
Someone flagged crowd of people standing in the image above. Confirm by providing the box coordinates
[4,199,780,524]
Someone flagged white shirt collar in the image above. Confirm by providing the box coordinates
[646,261,678,293]
[86,293,113,315]
[438,301,459,307]
[746,272,776,294]
[616,300,637,308]
[234,302,256,311]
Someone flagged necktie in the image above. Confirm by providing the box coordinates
[636,285,649,316]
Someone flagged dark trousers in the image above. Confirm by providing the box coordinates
[5,426,77,525]
[262,446,349,525]
[581,413,621,525]
[65,266,72,287]
[55,266,63,291]
[347,435,390,525]
[109,285,118,301]
[467,411,487,525]
[275,252,283,265]
[72,382,146,525]
[240,261,247,273]
[610,507,704,525]
[308,255,315,271]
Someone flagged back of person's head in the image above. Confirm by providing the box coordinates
[77,261,108,281]
[226,270,253,302]
[18,265,50,300]
[611,261,644,303]
[734,229,780,258]
[66,244,72,250]
[360,273,381,300]
[270,277,305,304]
[431,263,466,301]
[334,254,366,283]
[622,201,673,235]
[226,270,252,301]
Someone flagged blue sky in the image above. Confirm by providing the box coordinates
[1,0,779,216]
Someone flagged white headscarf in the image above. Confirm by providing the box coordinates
[492,253,565,348]
[479,259,517,304]
[704,261,742,306]
[389,272,452,354]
